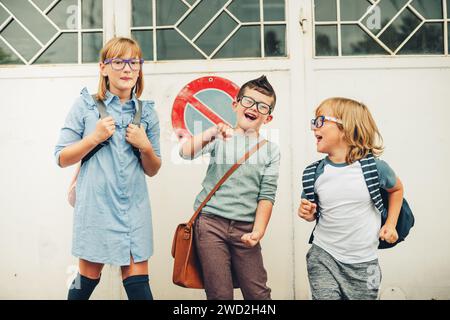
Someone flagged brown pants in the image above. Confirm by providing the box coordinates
[194,213,271,300]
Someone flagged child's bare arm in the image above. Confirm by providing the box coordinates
[59,116,115,168]
[241,200,273,247]
[180,123,232,159]
[379,177,404,243]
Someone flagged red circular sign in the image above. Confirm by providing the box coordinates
[172,76,239,140]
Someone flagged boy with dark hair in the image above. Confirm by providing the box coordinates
[180,75,280,300]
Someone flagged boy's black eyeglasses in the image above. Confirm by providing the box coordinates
[238,96,273,115]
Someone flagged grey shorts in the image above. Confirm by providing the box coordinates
[306,244,382,300]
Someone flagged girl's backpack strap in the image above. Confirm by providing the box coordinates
[132,99,143,126]
[359,153,385,214]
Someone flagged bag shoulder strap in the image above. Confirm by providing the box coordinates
[359,152,385,214]
[186,139,268,227]
[132,99,143,126]
[92,94,109,119]
[81,95,110,165]
[302,160,322,203]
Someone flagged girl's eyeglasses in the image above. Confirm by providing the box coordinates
[238,96,273,115]
[104,58,144,71]
[311,115,343,129]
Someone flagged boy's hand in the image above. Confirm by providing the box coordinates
[216,123,233,140]
[298,199,317,222]
[126,124,151,151]
[91,116,115,144]
[241,231,262,247]
[379,224,399,243]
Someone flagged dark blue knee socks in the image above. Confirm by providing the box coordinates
[123,275,153,300]
[67,273,100,300]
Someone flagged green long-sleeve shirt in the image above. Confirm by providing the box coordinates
[181,133,281,222]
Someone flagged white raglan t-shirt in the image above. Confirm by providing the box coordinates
[312,158,396,264]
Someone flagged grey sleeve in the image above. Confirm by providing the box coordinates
[375,159,397,190]
[257,143,281,204]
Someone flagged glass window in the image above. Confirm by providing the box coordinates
[265,25,286,57]
[314,0,448,57]
[314,0,337,22]
[399,23,444,54]
[131,0,287,61]
[264,0,285,21]
[132,0,152,27]
[227,0,260,22]
[340,0,372,21]
[0,0,104,65]
[315,25,338,56]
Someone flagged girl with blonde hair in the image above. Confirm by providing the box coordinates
[298,97,404,300]
[55,37,161,300]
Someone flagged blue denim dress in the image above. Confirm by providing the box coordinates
[55,88,161,266]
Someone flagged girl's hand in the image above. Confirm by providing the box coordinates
[241,231,262,247]
[91,116,115,144]
[126,124,151,151]
[298,199,317,222]
[379,224,399,243]
[216,123,233,140]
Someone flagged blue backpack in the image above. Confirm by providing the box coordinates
[302,153,415,249]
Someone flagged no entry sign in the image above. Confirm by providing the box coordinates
[171,76,239,140]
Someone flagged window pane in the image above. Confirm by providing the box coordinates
[0,40,24,64]
[157,29,204,60]
[214,26,260,58]
[132,30,153,61]
[195,12,238,56]
[341,25,387,55]
[0,5,9,24]
[47,0,78,30]
[448,0,450,18]
[340,0,372,21]
[178,0,228,39]
[82,32,102,62]
[411,0,442,19]
[82,0,102,29]
[1,0,58,43]
[1,20,41,61]
[362,0,409,34]
[184,0,197,5]
[399,23,444,54]
[35,33,77,63]
[33,0,55,11]
[314,0,337,22]
[264,25,286,56]
[379,8,421,51]
[156,0,187,26]
[315,25,338,56]
[264,0,285,21]
[132,0,152,27]
[227,0,260,22]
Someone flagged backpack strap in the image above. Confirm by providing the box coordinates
[81,95,143,165]
[131,99,143,159]
[81,95,111,165]
[359,152,385,215]
[302,160,322,216]
[302,159,324,244]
